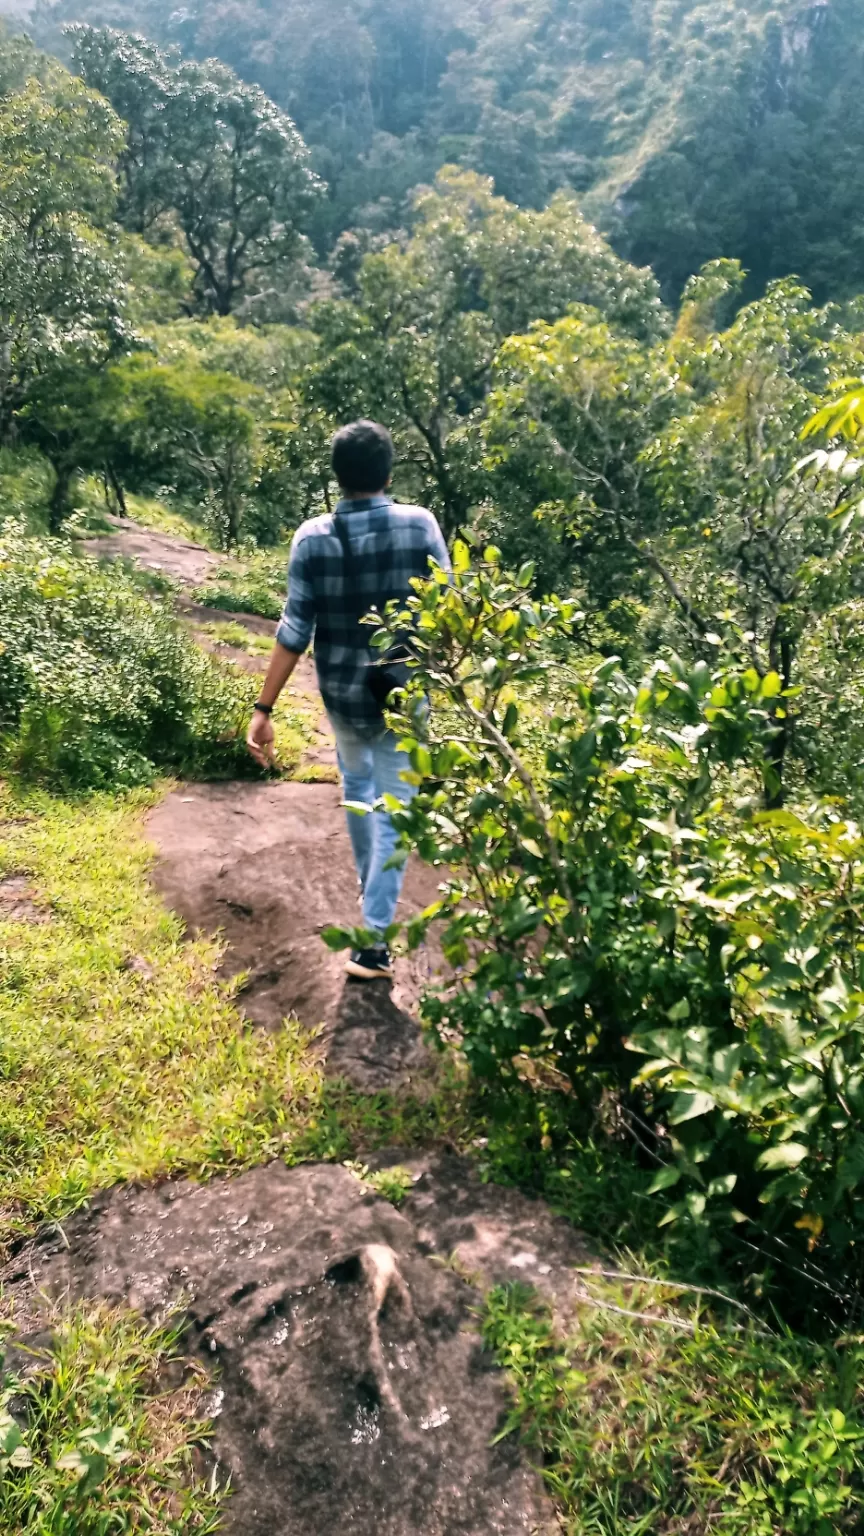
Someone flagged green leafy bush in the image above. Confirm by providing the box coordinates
[380,553,864,1277]
[0,522,260,787]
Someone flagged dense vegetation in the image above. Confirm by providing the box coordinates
[29,0,864,302]
[4,6,864,1528]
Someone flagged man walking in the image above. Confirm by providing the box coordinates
[246,420,450,980]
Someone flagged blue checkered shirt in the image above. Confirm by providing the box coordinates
[276,495,450,738]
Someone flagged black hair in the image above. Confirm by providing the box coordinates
[331,419,394,494]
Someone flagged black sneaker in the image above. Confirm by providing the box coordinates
[345,945,393,981]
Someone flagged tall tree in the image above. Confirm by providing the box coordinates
[70,25,323,317]
[0,55,128,449]
[309,168,665,537]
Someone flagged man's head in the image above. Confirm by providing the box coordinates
[331,419,394,496]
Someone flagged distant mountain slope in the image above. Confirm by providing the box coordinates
[26,0,864,299]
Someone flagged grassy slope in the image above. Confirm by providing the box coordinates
[0,784,322,1230]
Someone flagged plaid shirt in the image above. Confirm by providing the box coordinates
[276,494,450,738]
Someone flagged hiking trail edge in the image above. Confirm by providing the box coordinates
[11,514,603,1534]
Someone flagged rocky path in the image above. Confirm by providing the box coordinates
[15,516,597,1533]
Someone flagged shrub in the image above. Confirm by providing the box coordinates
[0,522,260,788]
[373,552,864,1282]
[190,545,287,620]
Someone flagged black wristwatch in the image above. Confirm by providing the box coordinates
[254,701,273,716]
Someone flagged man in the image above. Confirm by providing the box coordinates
[246,419,450,980]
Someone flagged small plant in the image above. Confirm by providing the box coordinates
[343,1159,415,1205]
[203,620,275,656]
[0,1303,225,1533]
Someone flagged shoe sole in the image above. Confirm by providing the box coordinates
[345,958,394,980]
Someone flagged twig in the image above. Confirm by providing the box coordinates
[571,1266,765,1325]
[573,1288,696,1333]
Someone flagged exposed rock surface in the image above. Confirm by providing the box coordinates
[79,515,219,585]
[147,781,449,1090]
[4,1160,565,1535]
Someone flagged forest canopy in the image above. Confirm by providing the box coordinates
[25,0,864,302]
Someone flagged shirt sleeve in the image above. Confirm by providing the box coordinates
[425,513,451,575]
[275,528,315,653]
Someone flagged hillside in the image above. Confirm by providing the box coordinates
[24,0,864,299]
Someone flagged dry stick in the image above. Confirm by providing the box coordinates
[570,1266,765,1326]
[573,1289,696,1334]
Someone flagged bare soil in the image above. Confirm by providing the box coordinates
[80,514,221,585]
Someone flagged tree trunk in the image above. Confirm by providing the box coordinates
[48,465,73,534]
[763,623,794,810]
[105,461,127,517]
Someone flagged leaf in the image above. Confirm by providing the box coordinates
[319,925,355,951]
[666,998,691,1022]
[755,1143,809,1170]
[647,1165,681,1194]
[453,539,471,573]
[668,1091,716,1124]
[707,1173,737,1197]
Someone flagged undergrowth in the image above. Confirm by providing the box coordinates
[190,546,288,621]
[0,1303,224,1534]
[483,1282,864,1536]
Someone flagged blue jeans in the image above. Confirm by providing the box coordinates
[330,718,418,939]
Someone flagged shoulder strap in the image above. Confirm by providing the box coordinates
[331,510,364,626]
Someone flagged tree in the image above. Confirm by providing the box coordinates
[70,26,323,317]
[0,65,128,440]
[484,261,864,805]
[307,168,665,538]
[106,354,260,547]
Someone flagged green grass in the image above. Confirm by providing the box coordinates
[483,1281,864,1536]
[0,780,472,1241]
[201,620,274,657]
[0,1303,224,1534]
[0,783,323,1237]
[190,546,289,621]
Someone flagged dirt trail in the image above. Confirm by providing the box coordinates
[80,513,220,585]
[38,516,596,1533]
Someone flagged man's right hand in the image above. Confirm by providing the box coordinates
[246,708,277,769]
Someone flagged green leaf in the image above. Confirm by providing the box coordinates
[666,998,691,1022]
[755,1143,809,1170]
[668,1091,716,1124]
[647,1165,681,1194]
[707,1173,738,1197]
[319,925,355,952]
[453,539,471,572]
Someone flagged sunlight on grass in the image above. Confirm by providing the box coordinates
[0,784,322,1238]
